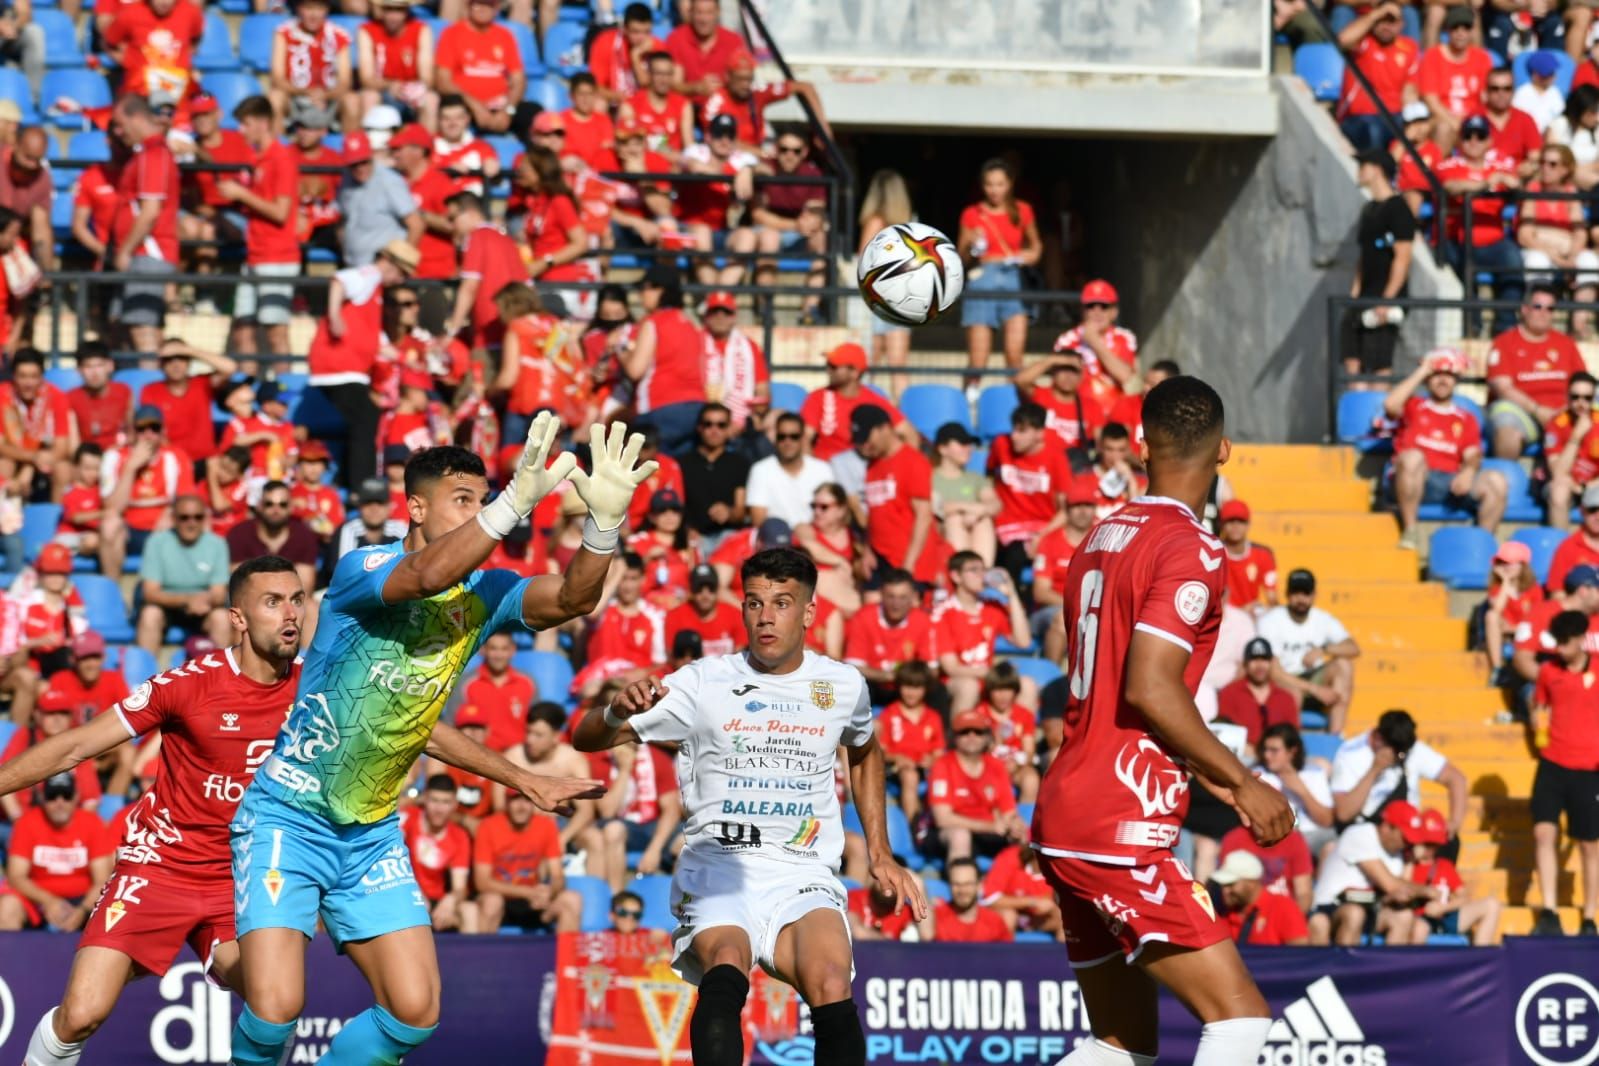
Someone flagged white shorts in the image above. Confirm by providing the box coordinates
[668,850,851,987]
[234,261,301,325]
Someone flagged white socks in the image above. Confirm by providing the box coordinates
[25,1008,84,1066]
[1057,1038,1157,1065]
[1193,1017,1272,1065]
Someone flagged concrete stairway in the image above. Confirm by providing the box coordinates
[1229,444,1584,938]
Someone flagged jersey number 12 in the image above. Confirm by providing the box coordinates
[1068,569,1104,699]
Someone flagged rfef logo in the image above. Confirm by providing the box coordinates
[1517,972,1599,1066]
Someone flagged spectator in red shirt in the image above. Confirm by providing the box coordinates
[958,159,1042,394]
[800,341,916,462]
[561,73,617,172]
[976,662,1038,802]
[0,349,72,500]
[1051,279,1140,412]
[269,0,358,134]
[433,95,502,195]
[1216,637,1300,753]
[620,266,711,455]
[472,790,581,933]
[1335,2,1420,151]
[1484,539,1546,681]
[664,563,745,656]
[388,124,458,281]
[288,440,344,542]
[666,0,744,102]
[1031,476,1096,662]
[586,552,667,669]
[703,50,828,151]
[434,0,524,134]
[109,95,180,358]
[1212,851,1309,947]
[847,882,916,941]
[622,49,696,160]
[1552,489,1599,596]
[443,191,528,355]
[516,146,589,289]
[65,342,131,452]
[402,774,478,933]
[1219,822,1315,915]
[981,844,1060,937]
[1013,348,1106,459]
[1512,564,1599,686]
[748,130,829,318]
[1406,807,1502,943]
[1530,609,1599,935]
[97,404,197,577]
[1218,499,1278,615]
[0,774,113,931]
[988,400,1071,587]
[1545,374,1599,533]
[218,96,300,368]
[926,708,1027,864]
[1418,6,1496,150]
[1394,101,1446,217]
[857,404,950,589]
[181,94,251,277]
[357,0,438,130]
[1438,114,1526,334]
[844,567,937,703]
[1385,347,1509,546]
[924,857,1014,943]
[679,112,760,288]
[876,660,944,821]
[590,3,663,106]
[140,337,236,468]
[461,632,538,752]
[103,0,203,111]
[1480,66,1544,180]
[1487,285,1586,458]
[56,444,105,566]
[592,740,680,892]
[1519,145,1599,345]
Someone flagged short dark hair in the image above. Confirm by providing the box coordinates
[228,554,298,606]
[445,190,488,218]
[11,348,42,371]
[528,701,567,732]
[570,72,597,92]
[222,444,252,470]
[1573,371,1598,392]
[1100,421,1131,444]
[1375,709,1417,756]
[1011,401,1046,431]
[698,401,731,424]
[775,411,805,434]
[878,567,916,590]
[644,49,673,66]
[1149,359,1181,377]
[672,629,703,659]
[404,445,486,497]
[116,94,155,121]
[947,550,983,573]
[233,94,273,123]
[260,479,291,500]
[741,547,817,595]
[78,339,111,363]
[1141,375,1225,455]
[1261,723,1305,770]
[620,550,644,573]
[423,773,456,794]
[438,93,467,113]
[1528,283,1561,305]
[74,441,103,464]
[612,889,643,911]
[894,660,933,689]
[945,857,980,880]
[1552,609,1590,644]
[623,1,652,22]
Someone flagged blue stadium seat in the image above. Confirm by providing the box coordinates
[217,0,251,13]
[195,10,241,71]
[237,15,286,72]
[542,21,588,76]
[965,445,987,474]
[45,136,72,190]
[1005,658,1060,691]
[1016,802,1034,828]
[1335,390,1389,451]
[1513,49,1576,93]
[1512,526,1565,586]
[67,129,109,163]
[976,384,1018,440]
[632,874,674,930]
[485,134,521,172]
[514,650,574,705]
[77,573,134,643]
[769,381,808,414]
[35,10,84,67]
[567,874,614,932]
[1294,43,1345,103]
[112,367,164,397]
[276,372,309,394]
[0,70,39,123]
[1427,527,1497,590]
[1301,731,1343,764]
[200,72,263,128]
[842,803,863,836]
[503,20,544,79]
[1328,3,1421,40]
[1481,458,1543,523]
[119,644,160,686]
[885,804,917,868]
[41,69,111,127]
[20,503,61,561]
[51,192,73,238]
[97,795,126,821]
[898,384,971,442]
[922,878,950,903]
[1453,393,1487,436]
[526,77,570,112]
[994,633,1036,655]
[0,720,15,755]
[44,366,81,391]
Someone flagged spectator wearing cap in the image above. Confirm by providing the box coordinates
[1437,114,1526,328]
[746,411,831,529]
[134,494,229,654]
[626,487,696,611]
[390,124,457,281]
[1518,147,1599,340]
[1516,50,1569,134]
[679,111,761,288]
[1014,346,1106,460]
[1309,800,1433,946]
[357,0,438,130]
[1392,101,1448,217]
[930,421,1000,567]
[987,401,1072,588]
[1487,2,1568,64]
[1343,148,1415,385]
[1483,539,1544,682]
[1257,568,1361,733]
[857,404,951,590]
[362,104,404,163]
[1528,607,1599,935]
[108,96,181,358]
[269,0,358,133]
[1419,6,1495,149]
[1216,638,1300,753]
[442,191,527,361]
[1550,489,1599,593]
[0,348,71,500]
[665,562,745,656]
[609,118,677,251]
[1487,286,1587,461]
[1385,347,1509,547]
[590,3,664,106]
[665,0,744,103]
[622,48,696,161]
[311,239,420,489]
[140,338,236,472]
[620,267,709,456]
[0,772,113,932]
[338,131,424,268]
[289,440,345,542]
[16,542,86,676]
[700,291,771,439]
[98,404,197,578]
[218,96,301,368]
[958,158,1042,397]
[1218,499,1278,615]
[1334,3,1420,151]
[1407,806,1502,943]
[678,401,750,551]
[800,342,916,463]
[1051,278,1139,412]
[432,95,502,196]
[1330,708,1468,844]
[934,551,1032,715]
[1514,564,1599,694]
[925,710,1028,864]
[1212,851,1310,946]
[38,629,136,796]
[434,0,523,133]
[285,108,343,255]
[332,476,408,563]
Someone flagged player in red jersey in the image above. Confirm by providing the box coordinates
[1033,376,1294,1066]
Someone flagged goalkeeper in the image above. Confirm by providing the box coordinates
[228,416,657,1066]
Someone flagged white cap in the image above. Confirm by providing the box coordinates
[1401,100,1430,124]
[1210,850,1265,886]
[363,104,403,131]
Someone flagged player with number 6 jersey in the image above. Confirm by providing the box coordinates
[0,556,307,1066]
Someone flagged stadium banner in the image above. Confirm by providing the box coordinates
[1505,938,1599,1066]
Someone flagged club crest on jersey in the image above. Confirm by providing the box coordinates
[263,869,285,906]
[1192,881,1216,920]
[809,681,835,711]
[1174,581,1209,625]
[104,899,127,931]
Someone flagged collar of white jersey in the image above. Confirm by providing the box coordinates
[1128,494,1197,520]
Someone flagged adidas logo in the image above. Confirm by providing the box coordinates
[1262,976,1387,1065]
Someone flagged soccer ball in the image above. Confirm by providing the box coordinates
[856,222,965,327]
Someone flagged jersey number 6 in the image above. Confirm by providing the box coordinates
[1068,569,1104,700]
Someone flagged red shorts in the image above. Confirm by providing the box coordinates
[78,865,234,978]
[1038,851,1228,967]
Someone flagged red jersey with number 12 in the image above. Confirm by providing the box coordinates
[109,650,300,883]
[1033,497,1226,864]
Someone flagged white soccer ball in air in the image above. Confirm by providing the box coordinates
[856,222,965,327]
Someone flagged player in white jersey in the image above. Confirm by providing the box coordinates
[576,547,926,1066]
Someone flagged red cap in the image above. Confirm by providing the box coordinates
[1418,808,1450,845]
[702,291,737,314]
[1494,540,1533,565]
[1082,279,1118,305]
[389,123,432,151]
[36,542,73,574]
[1218,499,1250,523]
[951,709,991,733]
[455,704,489,728]
[1381,800,1426,843]
[1424,346,1467,376]
[826,342,868,371]
[298,439,330,462]
[342,131,374,164]
[400,368,432,392]
[37,687,75,713]
[189,93,219,115]
[69,630,105,658]
[728,49,756,72]
[1066,475,1099,506]
[614,118,644,140]
[532,110,565,133]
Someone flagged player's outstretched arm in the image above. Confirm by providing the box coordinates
[1126,631,1296,846]
[382,411,577,604]
[0,711,130,799]
[520,422,659,631]
[426,721,605,816]
[571,676,665,751]
[847,735,929,922]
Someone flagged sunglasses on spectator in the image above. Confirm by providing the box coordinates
[260,499,291,509]
[699,419,729,429]
[540,130,566,138]
[1573,391,1596,401]
[776,432,803,441]
[1083,302,1112,310]
[612,908,643,919]
[135,423,162,432]
[956,728,988,738]
[811,500,836,510]
[1488,83,1513,92]
[394,299,419,308]
[1529,301,1557,311]
[777,145,804,155]
[175,511,206,521]
[1462,131,1490,141]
